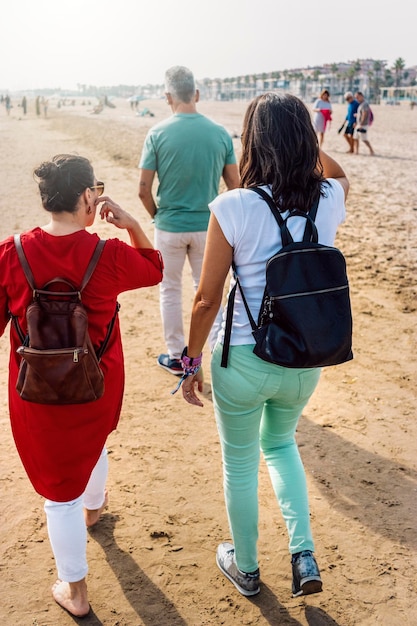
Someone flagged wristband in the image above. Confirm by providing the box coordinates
[181,346,203,369]
[170,347,203,395]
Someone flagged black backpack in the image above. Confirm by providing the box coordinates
[11,235,119,404]
[221,186,353,369]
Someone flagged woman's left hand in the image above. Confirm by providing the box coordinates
[181,369,204,407]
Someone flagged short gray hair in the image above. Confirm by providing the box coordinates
[165,66,195,103]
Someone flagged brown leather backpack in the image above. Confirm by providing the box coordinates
[11,235,118,404]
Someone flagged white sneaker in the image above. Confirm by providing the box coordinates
[216,542,260,596]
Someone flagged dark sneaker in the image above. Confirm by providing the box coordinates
[291,550,322,597]
[216,542,260,596]
[157,354,183,376]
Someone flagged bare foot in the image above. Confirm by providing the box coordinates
[52,579,90,617]
[84,490,108,528]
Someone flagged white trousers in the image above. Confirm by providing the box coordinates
[155,228,222,358]
[44,447,108,582]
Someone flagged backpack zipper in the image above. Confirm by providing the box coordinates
[17,346,89,362]
[270,284,348,301]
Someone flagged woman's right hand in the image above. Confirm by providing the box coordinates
[97,196,154,249]
[97,196,137,230]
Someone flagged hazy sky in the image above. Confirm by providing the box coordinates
[1,0,415,92]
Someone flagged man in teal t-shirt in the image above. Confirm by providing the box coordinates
[139,66,239,375]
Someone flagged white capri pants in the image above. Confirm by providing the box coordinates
[44,447,108,582]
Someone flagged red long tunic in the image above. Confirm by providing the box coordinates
[0,228,163,501]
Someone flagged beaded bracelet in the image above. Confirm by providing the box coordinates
[170,347,203,395]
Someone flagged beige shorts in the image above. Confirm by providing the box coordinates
[354,127,368,140]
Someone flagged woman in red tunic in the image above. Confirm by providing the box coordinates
[0,154,163,617]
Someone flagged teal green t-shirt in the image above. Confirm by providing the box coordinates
[139,113,236,232]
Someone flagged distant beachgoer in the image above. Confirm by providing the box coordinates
[138,65,239,376]
[313,90,332,147]
[36,96,41,116]
[5,95,11,115]
[343,91,359,153]
[21,96,27,115]
[353,91,375,156]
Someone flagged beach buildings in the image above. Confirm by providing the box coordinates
[197,59,417,104]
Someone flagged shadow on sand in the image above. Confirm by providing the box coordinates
[85,513,188,626]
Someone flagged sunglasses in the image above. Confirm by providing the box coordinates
[90,181,105,196]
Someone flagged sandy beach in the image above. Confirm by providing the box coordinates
[0,96,416,626]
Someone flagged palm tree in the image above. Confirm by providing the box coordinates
[367,70,374,101]
[352,59,362,91]
[384,69,394,87]
[244,75,253,100]
[393,57,406,87]
[347,67,356,91]
[372,60,384,102]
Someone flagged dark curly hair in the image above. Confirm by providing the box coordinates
[34,154,94,213]
[239,93,326,213]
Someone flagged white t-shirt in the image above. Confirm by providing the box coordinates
[210,181,346,345]
[313,99,332,112]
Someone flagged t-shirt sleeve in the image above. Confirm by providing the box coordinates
[224,132,237,165]
[0,237,14,337]
[138,131,157,170]
[0,285,9,338]
[101,239,163,295]
[209,191,241,247]
[325,179,346,224]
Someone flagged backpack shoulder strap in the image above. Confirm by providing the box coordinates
[79,239,119,361]
[14,234,36,290]
[249,187,284,225]
[80,239,106,291]
[250,188,320,244]
[14,235,106,292]
[12,235,32,343]
[96,301,120,361]
[221,261,257,368]
[220,279,237,368]
[249,187,293,246]
[307,196,320,222]
[301,196,320,242]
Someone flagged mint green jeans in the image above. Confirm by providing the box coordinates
[211,343,321,573]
